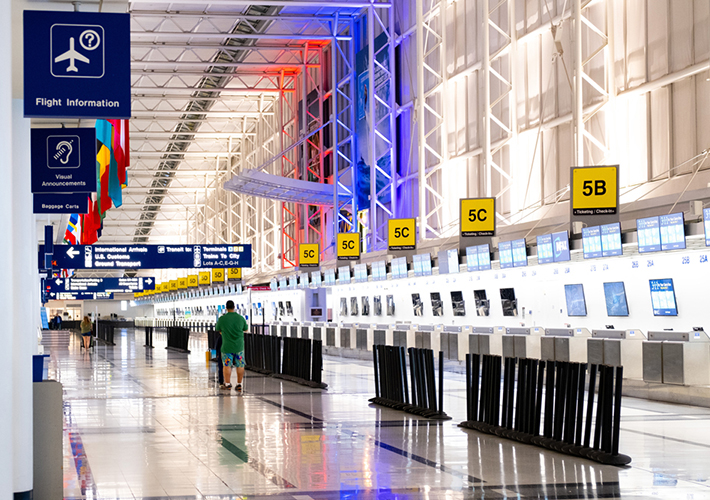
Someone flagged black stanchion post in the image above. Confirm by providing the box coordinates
[612,365,624,456]
[584,364,598,448]
[438,351,444,416]
[575,364,587,446]
[465,354,472,421]
[401,347,410,405]
[593,365,606,450]
[471,353,480,423]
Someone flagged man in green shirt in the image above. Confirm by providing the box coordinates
[215,300,249,392]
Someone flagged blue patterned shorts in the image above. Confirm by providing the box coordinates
[222,351,245,368]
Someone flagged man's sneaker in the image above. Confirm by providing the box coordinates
[220,383,232,390]
[235,384,242,392]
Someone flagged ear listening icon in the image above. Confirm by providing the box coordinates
[55,140,73,164]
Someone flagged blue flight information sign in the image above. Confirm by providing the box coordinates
[33,193,89,214]
[499,241,513,269]
[601,223,622,257]
[31,128,97,194]
[45,277,155,293]
[636,216,661,253]
[39,244,252,270]
[47,291,113,300]
[24,11,130,118]
[582,226,602,259]
[649,278,678,316]
[659,213,685,251]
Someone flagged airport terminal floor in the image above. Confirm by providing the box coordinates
[48,327,710,500]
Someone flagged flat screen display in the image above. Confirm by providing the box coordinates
[474,289,489,316]
[500,288,517,316]
[649,278,678,316]
[391,257,408,279]
[430,292,443,316]
[311,271,322,287]
[477,244,491,270]
[354,264,368,283]
[659,212,685,251]
[637,216,661,253]
[372,260,387,281]
[278,277,287,290]
[603,282,629,317]
[512,239,528,267]
[285,301,293,316]
[564,284,587,316]
[413,254,432,277]
[373,295,382,315]
[288,276,297,289]
[450,291,466,316]
[582,226,602,259]
[270,278,277,291]
[499,241,513,269]
[552,231,571,262]
[705,208,710,247]
[236,283,243,294]
[324,269,336,286]
[438,249,459,274]
[466,246,479,271]
[536,234,554,264]
[601,223,622,257]
[299,272,309,288]
[338,266,351,284]
[412,293,423,316]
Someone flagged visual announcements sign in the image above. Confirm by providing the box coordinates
[23,11,131,119]
[31,128,97,194]
[39,244,252,270]
[570,165,619,231]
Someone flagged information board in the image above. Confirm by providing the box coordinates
[44,277,154,293]
[47,291,113,300]
[299,243,319,268]
[24,11,131,119]
[636,216,661,253]
[33,193,89,214]
[649,278,678,316]
[659,213,686,251]
[512,239,528,267]
[460,198,495,236]
[31,128,97,194]
[387,219,416,250]
[39,244,252,270]
[582,226,602,259]
[571,166,618,215]
[498,241,513,269]
[337,233,360,260]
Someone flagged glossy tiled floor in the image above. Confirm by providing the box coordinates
[50,327,710,499]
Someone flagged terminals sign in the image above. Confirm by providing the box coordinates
[571,166,618,215]
[299,243,319,268]
[460,198,495,237]
[337,233,360,261]
[388,218,416,251]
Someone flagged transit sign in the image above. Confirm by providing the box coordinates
[38,244,252,270]
[44,277,155,293]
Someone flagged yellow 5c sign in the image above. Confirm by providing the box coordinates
[299,243,319,268]
[571,166,618,215]
[337,233,360,260]
[388,218,416,250]
[460,198,495,237]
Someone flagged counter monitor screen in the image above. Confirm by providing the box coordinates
[603,281,629,317]
[477,244,492,270]
[236,283,243,294]
[285,301,293,316]
[430,292,443,316]
[466,245,480,272]
[499,241,513,269]
[269,278,277,291]
[278,277,287,290]
[391,257,408,279]
[552,231,571,262]
[372,260,387,281]
[601,223,622,257]
[354,263,368,283]
[636,216,661,253]
[564,284,587,316]
[298,272,309,288]
[450,291,466,316]
[361,296,370,316]
[350,297,359,316]
[659,212,686,251]
[311,271,322,287]
[512,239,528,267]
[338,266,351,284]
[649,278,678,316]
[412,293,423,316]
[536,234,554,264]
[500,288,517,316]
[704,208,710,247]
[582,226,602,259]
[474,289,490,316]
[373,295,382,315]
[324,269,336,286]
[413,253,432,277]
[438,248,459,274]
[340,297,348,316]
[288,276,297,289]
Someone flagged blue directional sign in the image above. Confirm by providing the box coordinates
[45,277,156,294]
[39,244,252,270]
[24,11,130,118]
[33,193,89,214]
[31,128,97,194]
[47,292,113,301]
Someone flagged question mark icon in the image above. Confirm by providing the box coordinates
[79,30,101,51]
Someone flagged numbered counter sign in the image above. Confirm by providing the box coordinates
[337,233,360,260]
[228,268,242,280]
[212,268,225,283]
[388,218,416,250]
[299,243,319,268]
[187,275,198,288]
[571,166,618,216]
[460,198,495,237]
[199,271,210,285]
[169,280,178,291]
[177,278,187,289]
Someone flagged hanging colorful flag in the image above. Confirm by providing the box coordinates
[63,213,81,245]
[109,119,129,188]
[96,120,114,215]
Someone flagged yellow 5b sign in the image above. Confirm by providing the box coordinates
[199,271,210,285]
[187,275,198,288]
[388,218,416,250]
[212,268,225,283]
[337,233,360,260]
[460,198,495,237]
[571,166,618,215]
[299,243,319,268]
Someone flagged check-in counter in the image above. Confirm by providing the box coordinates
[440,325,471,361]
[642,330,710,386]
[354,323,374,350]
[469,326,500,356]
[501,327,543,359]
[371,323,393,347]
[300,322,312,340]
[310,322,326,342]
[324,323,338,347]
[288,322,300,338]
[588,329,646,379]
[414,324,441,351]
[542,328,591,363]
[392,323,414,349]
[339,323,356,349]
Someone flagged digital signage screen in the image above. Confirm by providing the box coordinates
[391,257,408,279]
[278,277,287,290]
[338,266,351,284]
[413,253,432,277]
[601,223,622,257]
[637,216,661,253]
[564,284,587,317]
[659,212,685,251]
[499,241,513,269]
[552,231,571,262]
[582,226,602,259]
[438,249,459,274]
[354,264,368,283]
[466,245,479,272]
[649,278,678,316]
[512,239,528,267]
[603,281,629,317]
[536,234,554,264]
[311,271,322,287]
[324,269,336,286]
[705,208,710,247]
[477,244,491,270]
[371,260,387,281]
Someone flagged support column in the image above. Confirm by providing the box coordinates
[574,0,584,166]
[12,99,33,496]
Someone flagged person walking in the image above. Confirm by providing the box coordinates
[215,300,249,392]
[80,316,92,349]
